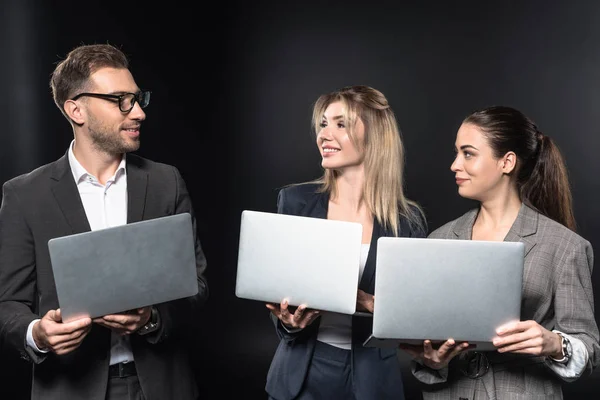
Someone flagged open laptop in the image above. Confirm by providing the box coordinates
[363,237,525,351]
[48,213,199,322]
[235,210,363,314]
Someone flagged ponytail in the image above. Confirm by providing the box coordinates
[464,106,577,231]
[520,132,576,231]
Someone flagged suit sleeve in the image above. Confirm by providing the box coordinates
[0,180,43,361]
[553,240,600,375]
[276,187,288,214]
[143,167,209,344]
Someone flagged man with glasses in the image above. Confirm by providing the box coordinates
[0,43,208,400]
[71,90,152,113]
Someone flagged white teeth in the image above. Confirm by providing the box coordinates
[323,148,339,153]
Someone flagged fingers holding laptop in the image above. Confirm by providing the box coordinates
[32,309,92,355]
[356,289,374,313]
[266,298,320,329]
[493,320,561,357]
[93,306,152,335]
[399,339,470,370]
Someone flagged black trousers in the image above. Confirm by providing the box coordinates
[270,341,355,400]
[106,375,145,400]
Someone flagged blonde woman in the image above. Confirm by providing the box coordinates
[265,85,426,400]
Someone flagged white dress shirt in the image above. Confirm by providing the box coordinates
[26,140,134,365]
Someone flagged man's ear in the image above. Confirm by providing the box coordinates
[500,151,517,174]
[64,100,85,125]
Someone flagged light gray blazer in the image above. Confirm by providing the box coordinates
[411,203,600,400]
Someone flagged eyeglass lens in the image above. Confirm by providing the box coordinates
[120,92,150,111]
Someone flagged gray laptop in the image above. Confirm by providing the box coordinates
[48,213,199,322]
[235,210,363,314]
[363,237,524,351]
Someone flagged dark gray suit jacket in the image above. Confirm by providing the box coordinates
[0,152,208,400]
[412,203,600,400]
[265,183,426,400]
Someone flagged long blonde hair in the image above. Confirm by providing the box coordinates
[309,85,424,236]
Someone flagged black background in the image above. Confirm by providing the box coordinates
[1,1,600,398]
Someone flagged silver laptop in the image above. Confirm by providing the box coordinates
[48,213,199,322]
[363,237,524,351]
[235,210,363,314]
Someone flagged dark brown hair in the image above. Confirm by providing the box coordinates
[464,106,576,231]
[50,43,129,120]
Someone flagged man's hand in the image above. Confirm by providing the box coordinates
[32,309,92,355]
[93,307,152,335]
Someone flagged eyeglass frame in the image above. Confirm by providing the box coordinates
[70,91,151,113]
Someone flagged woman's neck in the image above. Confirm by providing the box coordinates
[473,189,521,241]
[332,169,365,212]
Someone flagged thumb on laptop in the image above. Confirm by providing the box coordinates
[49,308,62,322]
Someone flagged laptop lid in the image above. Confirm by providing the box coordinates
[235,210,363,314]
[364,237,524,351]
[48,213,199,323]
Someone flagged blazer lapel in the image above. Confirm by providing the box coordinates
[126,156,148,224]
[451,204,537,256]
[360,217,404,293]
[50,154,91,234]
[503,203,537,257]
[305,189,328,219]
[451,208,479,240]
[359,219,381,292]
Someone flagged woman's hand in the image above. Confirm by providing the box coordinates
[356,289,374,313]
[399,339,471,370]
[493,320,563,358]
[266,298,320,329]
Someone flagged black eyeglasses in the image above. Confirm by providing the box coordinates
[71,91,151,113]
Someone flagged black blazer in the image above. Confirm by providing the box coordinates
[0,152,208,400]
[265,183,426,400]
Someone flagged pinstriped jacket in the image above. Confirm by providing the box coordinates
[412,203,599,400]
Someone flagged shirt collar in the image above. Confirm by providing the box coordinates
[67,140,127,184]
